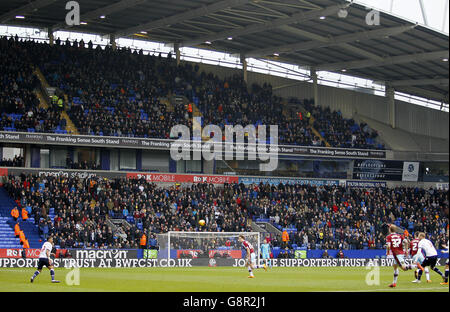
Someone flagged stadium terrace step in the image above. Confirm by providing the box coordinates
[160,96,174,113]
[35,89,49,110]
[61,109,79,135]
[33,66,50,90]
[0,187,42,248]
[296,102,331,148]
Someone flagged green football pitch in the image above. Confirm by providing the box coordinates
[0,267,448,292]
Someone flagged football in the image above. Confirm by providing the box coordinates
[198,219,206,226]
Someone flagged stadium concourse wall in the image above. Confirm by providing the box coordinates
[0,166,445,189]
[193,62,449,153]
[0,248,447,268]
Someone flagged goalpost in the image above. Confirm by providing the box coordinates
[157,232,261,263]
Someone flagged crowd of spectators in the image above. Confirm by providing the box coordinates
[0,35,383,149]
[65,157,101,170]
[262,183,447,250]
[2,174,447,251]
[0,35,63,133]
[0,155,24,167]
[298,98,383,149]
[0,35,39,115]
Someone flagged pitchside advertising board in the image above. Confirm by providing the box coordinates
[2,168,387,188]
[2,168,239,185]
[1,249,447,268]
[0,256,447,268]
[352,160,419,182]
[239,178,388,188]
[238,177,340,186]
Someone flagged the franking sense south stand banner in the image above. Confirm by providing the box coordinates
[0,131,386,159]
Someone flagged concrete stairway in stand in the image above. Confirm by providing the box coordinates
[0,188,42,248]
[34,66,79,135]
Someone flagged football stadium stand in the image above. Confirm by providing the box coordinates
[0,36,384,149]
[1,175,447,251]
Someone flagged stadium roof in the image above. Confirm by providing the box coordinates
[1,0,449,103]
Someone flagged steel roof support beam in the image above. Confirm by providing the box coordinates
[317,51,450,71]
[385,84,396,128]
[399,86,449,103]
[389,78,449,87]
[114,0,252,38]
[249,2,288,18]
[52,0,147,31]
[0,0,57,23]
[418,0,429,26]
[246,24,416,58]
[180,3,350,47]
[276,25,384,62]
[257,0,320,10]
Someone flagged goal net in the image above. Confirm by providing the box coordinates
[156,231,261,262]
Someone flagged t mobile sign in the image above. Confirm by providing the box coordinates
[0,248,40,258]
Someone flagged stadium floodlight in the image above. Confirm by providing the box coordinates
[99,15,106,19]
[157,231,261,264]
[15,15,25,19]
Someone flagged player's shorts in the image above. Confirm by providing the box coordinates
[387,254,405,266]
[262,252,270,259]
[412,253,425,264]
[37,258,51,270]
[249,252,257,266]
[421,256,438,269]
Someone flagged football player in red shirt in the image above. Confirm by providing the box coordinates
[409,232,430,283]
[386,225,412,287]
[238,235,267,278]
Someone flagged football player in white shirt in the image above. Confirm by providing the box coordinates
[441,240,449,286]
[30,237,60,283]
[412,232,445,283]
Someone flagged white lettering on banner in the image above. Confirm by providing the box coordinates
[121,139,138,145]
[137,174,175,183]
[4,134,20,140]
[75,249,128,259]
[6,249,18,257]
[39,171,68,178]
[76,138,90,144]
[24,134,43,140]
[0,131,386,159]
[0,258,438,268]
